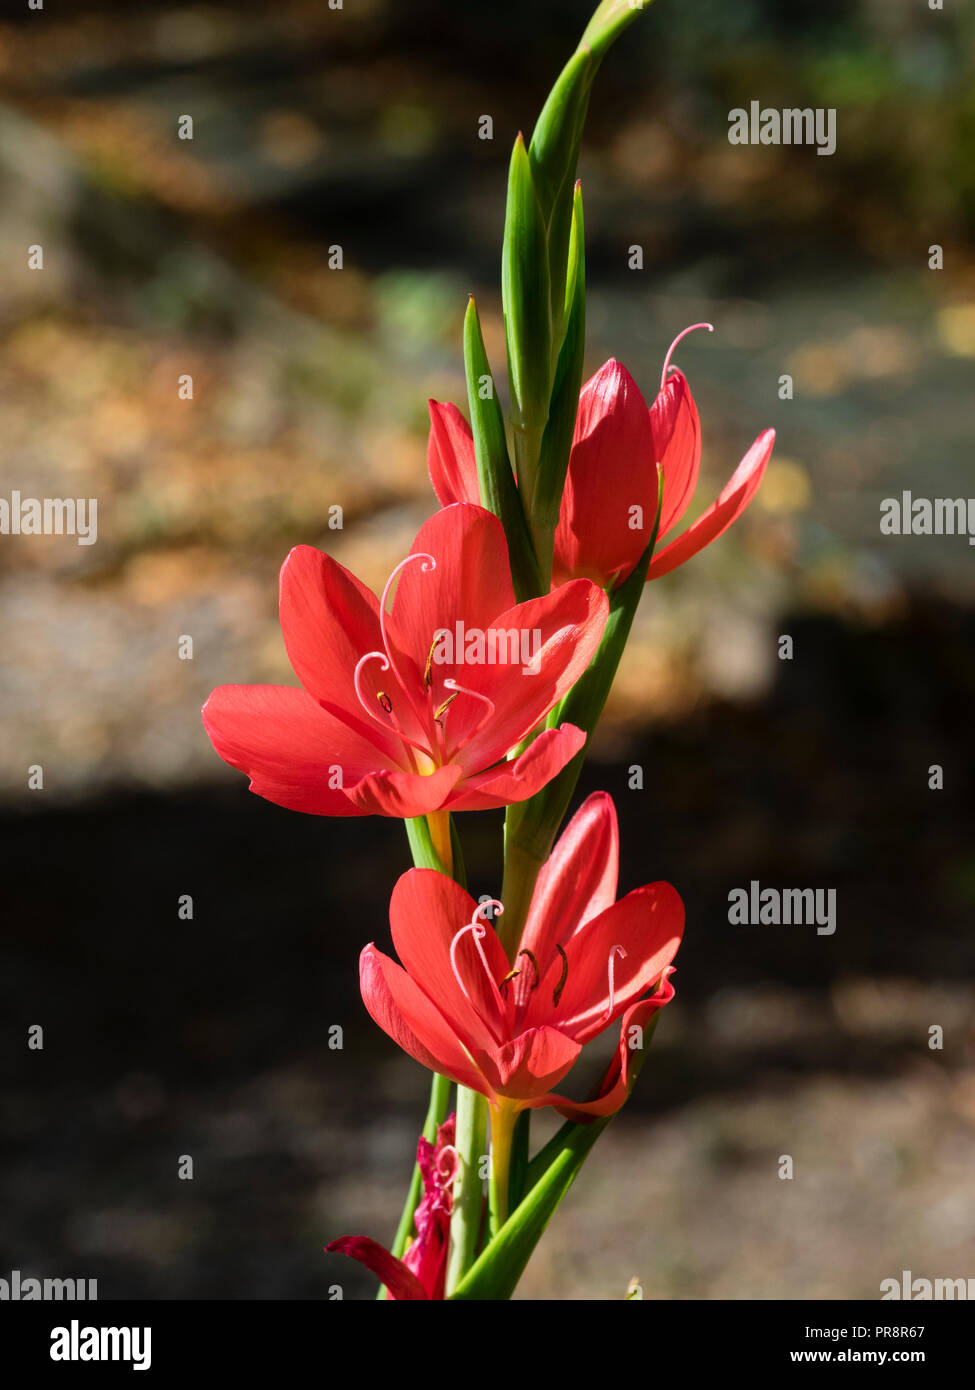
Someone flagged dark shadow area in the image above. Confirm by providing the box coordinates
[2,598,972,1297]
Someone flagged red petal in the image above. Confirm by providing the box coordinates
[521,791,619,966]
[279,545,429,754]
[202,684,391,816]
[648,428,775,580]
[553,359,656,587]
[438,580,608,767]
[446,724,586,812]
[480,1026,581,1101]
[525,882,684,1043]
[280,546,376,706]
[326,1237,429,1301]
[388,504,516,685]
[346,763,463,817]
[652,369,702,539]
[359,945,487,1095]
[428,401,480,507]
[401,1218,450,1302]
[389,870,507,1054]
[539,984,676,1123]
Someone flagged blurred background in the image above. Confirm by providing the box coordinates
[1,0,974,1299]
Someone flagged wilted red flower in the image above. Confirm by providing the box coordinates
[327,1114,457,1301]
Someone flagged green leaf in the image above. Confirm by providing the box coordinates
[580,0,655,62]
[528,46,594,337]
[501,134,552,501]
[528,47,593,223]
[463,296,542,601]
[562,179,586,328]
[449,1118,606,1300]
[530,183,586,586]
[450,1011,663,1300]
[527,1,653,339]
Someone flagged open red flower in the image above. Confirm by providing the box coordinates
[327,1114,457,1302]
[427,326,775,589]
[359,791,683,1120]
[202,503,607,818]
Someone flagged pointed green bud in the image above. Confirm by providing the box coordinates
[463,296,542,600]
[530,182,586,586]
[501,133,552,501]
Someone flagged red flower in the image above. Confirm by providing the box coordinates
[427,326,775,589]
[327,1114,457,1301]
[358,791,683,1119]
[202,504,607,818]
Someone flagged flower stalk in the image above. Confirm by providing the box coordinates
[203,0,776,1303]
[383,811,461,1294]
[445,1085,487,1294]
[488,1101,519,1235]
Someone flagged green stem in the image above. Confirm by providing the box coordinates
[427,808,453,875]
[488,1101,519,1235]
[445,1086,488,1294]
[498,834,545,961]
[386,814,491,1295]
[527,515,556,595]
[512,420,546,518]
[380,813,465,1297]
[508,1108,532,1211]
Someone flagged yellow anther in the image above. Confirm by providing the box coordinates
[434,692,458,723]
[423,637,438,689]
[499,967,520,1000]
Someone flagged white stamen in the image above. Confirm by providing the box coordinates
[441,678,496,758]
[449,901,505,1010]
[602,943,628,1021]
[660,322,714,390]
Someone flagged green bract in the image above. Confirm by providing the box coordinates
[388,0,658,1300]
[462,297,541,601]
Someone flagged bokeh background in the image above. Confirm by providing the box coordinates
[2,0,974,1299]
